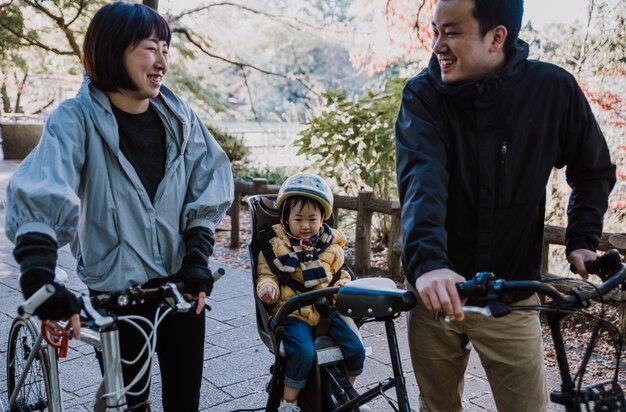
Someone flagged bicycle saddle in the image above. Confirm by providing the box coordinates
[336,277,417,318]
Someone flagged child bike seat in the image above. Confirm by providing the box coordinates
[336,277,417,318]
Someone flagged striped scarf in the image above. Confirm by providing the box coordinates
[273,223,334,288]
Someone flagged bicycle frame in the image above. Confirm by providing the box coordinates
[457,258,626,412]
[543,303,626,412]
[8,310,128,412]
[8,317,63,411]
[267,278,416,412]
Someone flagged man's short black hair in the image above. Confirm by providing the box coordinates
[82,2,171,92]
[472,0,524,53]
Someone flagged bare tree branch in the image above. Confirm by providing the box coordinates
[173,26,320,97]
[169,1,358,35]
[0,20,75,55]
[414,0,431,49]
[239,66,260,121]
[22,0,82,58]
[576,0,596,74]
[66,0,87,27]
[32,97,55,114]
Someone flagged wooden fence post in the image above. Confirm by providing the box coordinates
[229,191,241,249]
[387,214,403,281]
[620,291,626,340]
[354,191,373,276]
[252,178,268,194]
[331,206,339,228]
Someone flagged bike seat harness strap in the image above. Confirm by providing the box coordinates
[258,224,342,337]
[258,225,343,293]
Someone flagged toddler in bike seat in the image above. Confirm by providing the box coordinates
[256,173,366,412]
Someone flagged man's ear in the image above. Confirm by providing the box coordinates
[489,25,508,52]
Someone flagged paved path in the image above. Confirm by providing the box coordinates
[0,160,561,411]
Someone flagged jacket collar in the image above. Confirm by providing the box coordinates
[427,39,530,96]
[76,73,189,154]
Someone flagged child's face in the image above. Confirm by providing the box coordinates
[287,201,323,239]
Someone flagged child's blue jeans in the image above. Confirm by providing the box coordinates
[282,313,365,389]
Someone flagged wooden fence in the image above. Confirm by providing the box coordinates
[229,177,626,278]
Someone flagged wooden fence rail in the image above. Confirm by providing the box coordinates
[230,178,626,281]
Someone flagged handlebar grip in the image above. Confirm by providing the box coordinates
[571,249,623,280]
[172,268,225,294]
[18,284,55,317]
[212,268,225,283]
[456,271,493,300]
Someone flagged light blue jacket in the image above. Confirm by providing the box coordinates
[6,77,234,292]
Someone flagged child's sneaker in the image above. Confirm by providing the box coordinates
[359,405,372,412]
[277,401,301,412]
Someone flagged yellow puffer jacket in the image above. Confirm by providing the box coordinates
[256,223,351,326]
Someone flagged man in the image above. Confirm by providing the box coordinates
[394,0,616,411]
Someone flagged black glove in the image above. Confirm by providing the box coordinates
[177,227,215,296]
[14,233,81,320]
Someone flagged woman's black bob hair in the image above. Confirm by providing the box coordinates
[82,2,171,92]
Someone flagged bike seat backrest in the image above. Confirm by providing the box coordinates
[336,277,417,318]
[247,195,282,352]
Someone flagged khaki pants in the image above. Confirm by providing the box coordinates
[407,284,547,412]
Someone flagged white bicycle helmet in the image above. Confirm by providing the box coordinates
[276,173,334,220]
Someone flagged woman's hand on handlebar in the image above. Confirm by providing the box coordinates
[567,249,599,279]
[183,291,206,314]
[415,268,466,321]
[68,313,81,339]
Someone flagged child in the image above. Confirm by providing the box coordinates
[256,173,366,412]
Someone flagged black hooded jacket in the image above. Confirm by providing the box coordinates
[395,40,616,290]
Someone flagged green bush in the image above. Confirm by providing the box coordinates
[206,124,250,170]
[233,167,290,185]
[295,78,405,242]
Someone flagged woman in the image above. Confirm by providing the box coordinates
[6,3,233,411]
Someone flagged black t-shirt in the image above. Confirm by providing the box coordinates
[112,104,166,203]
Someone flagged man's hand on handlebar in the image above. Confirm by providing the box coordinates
[415,269,466,321]
[567,249,599,279]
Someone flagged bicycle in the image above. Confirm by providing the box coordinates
[262,277,416,412]
[5,268,224,412]
[455,249,626,412]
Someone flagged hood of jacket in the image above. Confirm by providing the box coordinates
[426,39,530,96]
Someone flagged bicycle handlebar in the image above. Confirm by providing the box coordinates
[17,284,55,317]
[457,252,625,312]
[18,268,226,323]
[269,286,340,331]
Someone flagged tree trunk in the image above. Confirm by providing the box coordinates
[143,0,159,10]
[13,71,28,113]
[1,74,11,114]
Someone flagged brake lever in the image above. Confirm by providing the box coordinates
[161,282,192,312]
[80,295,115,328]
[444,306,492,322]
[444,301,512,322]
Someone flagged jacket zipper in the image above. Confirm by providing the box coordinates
[500,141,507,204]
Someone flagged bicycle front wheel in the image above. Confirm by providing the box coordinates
[6,316,53,412]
